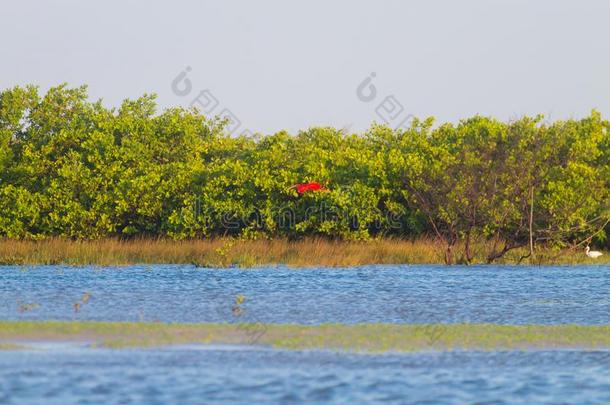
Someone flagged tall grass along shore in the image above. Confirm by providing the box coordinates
[0,237,606,267]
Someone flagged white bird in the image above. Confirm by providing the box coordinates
[585,246,603,259]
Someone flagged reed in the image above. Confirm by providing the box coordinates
[0,237,606,267]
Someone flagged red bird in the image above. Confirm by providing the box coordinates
[290,182,327,194]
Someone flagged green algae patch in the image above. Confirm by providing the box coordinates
[0,343,28,350]
[1,321,610,352]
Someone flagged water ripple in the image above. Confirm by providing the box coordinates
[1,348,610,404]
[1,264,609,324]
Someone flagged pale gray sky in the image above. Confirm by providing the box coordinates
[2,0,609,134]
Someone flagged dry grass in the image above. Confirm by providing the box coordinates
[0,237,606,267]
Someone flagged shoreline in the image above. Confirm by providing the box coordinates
[2,321,610,352]
[0,238,607,267]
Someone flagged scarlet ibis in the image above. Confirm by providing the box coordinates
[290,182,327,194]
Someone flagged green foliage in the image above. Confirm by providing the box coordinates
[0,85,608,260]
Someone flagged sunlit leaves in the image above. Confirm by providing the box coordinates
[0,85,607,250]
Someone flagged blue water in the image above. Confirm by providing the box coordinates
[1,264,610,404]
[1,265,609,324]
[1,346,610,404]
